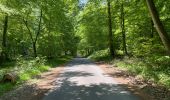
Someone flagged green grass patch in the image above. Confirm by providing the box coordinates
[0,83,15,95]
[47,56,72,67]
[88,49,112,62]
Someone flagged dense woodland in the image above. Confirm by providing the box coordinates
[0,0,170,96]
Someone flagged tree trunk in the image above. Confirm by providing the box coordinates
[33,9,43,58]
[146,0,170,54]
[23,9,43,58]
[151,19,154,38]
[107,0,115,57]
[121,3,128,55]
[33,42,37,57]
[1,15,9,60]
[35,9,43,43]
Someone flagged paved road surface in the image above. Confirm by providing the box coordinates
[43,58,141,100]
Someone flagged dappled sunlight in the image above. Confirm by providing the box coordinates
[44,82,136,100]
[43,58,140,100]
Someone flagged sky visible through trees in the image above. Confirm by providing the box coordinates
[80,0,88,4]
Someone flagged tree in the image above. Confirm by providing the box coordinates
[23,9,43,57]
[146,0,170,54]
[107,0,115,57]
[76,1,108,56]
[1,14,9,60]
[120,1,128,55]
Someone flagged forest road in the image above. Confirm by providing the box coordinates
[43,58,141,100]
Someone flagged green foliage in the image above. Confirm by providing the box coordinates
[0,0,79,59]
[46,56,73,67]
[113,56,170,88]
[0,83,14,96]
[0,56,47,95]
[0,56,72,96]
[88,49,111,61]
[76,2,108,56]
[0,0,170,95]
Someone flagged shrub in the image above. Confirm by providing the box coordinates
[88,49,110,61]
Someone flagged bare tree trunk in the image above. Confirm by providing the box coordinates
[107,0,115,57]
[33,42,37,57]
[121,3,128,55]
[146,0,170,54]
[1,14,9,60]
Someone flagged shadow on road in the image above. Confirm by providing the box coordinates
[43,70,140,100]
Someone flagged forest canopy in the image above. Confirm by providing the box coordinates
[0,0,170,60]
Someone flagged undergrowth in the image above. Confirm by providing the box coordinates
[89,49,170,89]
[0,56,72,96]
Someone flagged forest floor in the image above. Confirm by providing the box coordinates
[96,61,170,100]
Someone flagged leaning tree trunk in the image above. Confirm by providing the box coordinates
[1,14,9,60]
[146,0,170,54]
[107,0,115,57]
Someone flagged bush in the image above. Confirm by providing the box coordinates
[88,49,110,61]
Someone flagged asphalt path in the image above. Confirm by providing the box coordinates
[43,58,141,100]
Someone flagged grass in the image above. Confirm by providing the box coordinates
[0,83,14,95]
[113,57,170,88]
[0,56,72,96]
[47,56,72,67]
[88,49,112,62]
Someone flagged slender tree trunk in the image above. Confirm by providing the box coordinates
[107,0,115,57]
[146,0,170,54]
[1,15,9,60]
[33,42,37,57]
[23,9,43,57]
[151,19,154,38]
[23,19,36,57]
[121,3,128,55]
[33,9,43,57]
[35,9,43,43]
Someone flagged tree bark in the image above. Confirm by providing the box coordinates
[121,3,128,55]
[107,0,115,57]
[1,14,9,60]
[146,0,170,54]
[33,42,37,57]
